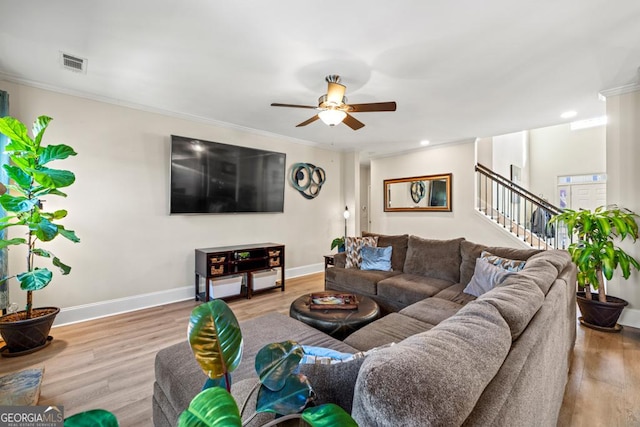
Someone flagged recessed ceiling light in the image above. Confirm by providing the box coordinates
[561,111,577,119]
[420,140,430,146]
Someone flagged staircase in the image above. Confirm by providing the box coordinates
[475,163,568,249]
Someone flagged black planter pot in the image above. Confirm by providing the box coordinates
[576,292,628,332]
[0,307,60,356]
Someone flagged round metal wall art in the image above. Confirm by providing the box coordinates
[290,162,326,199]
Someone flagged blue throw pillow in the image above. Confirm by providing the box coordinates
[463,257,515,297]
[360,245,393,271]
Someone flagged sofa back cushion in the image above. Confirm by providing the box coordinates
[479,276,545,340]
[362,232,409,272]
[352,300,512,426]
[403,236,464,282]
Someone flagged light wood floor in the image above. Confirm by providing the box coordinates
[1,272,638,426]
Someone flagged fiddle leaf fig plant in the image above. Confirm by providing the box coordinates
[180,300,358,427]
[0,116,80,319]
[550,205,640,302]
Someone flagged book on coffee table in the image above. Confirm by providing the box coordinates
[309,293,358,310]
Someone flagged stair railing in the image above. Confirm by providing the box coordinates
[475,163,568,249]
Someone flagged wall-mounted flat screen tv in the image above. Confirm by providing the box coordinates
[170,135,286,214]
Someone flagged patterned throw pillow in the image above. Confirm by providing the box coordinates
[480,250,527,272]
[345,236,378,268]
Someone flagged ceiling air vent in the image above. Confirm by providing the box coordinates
[60,52,87,74]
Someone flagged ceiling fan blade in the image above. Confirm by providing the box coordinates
[271,103,317,109]
[326,82,346,105]
[342,113,365,131]
[296,115,320,127]
[348,102,397,112]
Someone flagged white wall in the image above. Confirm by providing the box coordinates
[529,123,606,204]
[369,141,527,247]
[1,81,344,323]
[605,89,640,328]
[342,152,358,237]
[492,131,529,189]
[476,137,493,168]
[359,164,370,233]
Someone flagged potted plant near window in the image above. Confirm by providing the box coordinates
[0,115,79,355]
[550,205,640,332]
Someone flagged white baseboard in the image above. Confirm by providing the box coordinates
[285,263,323,279]
[618,307,640,329]
[53,265,325,327]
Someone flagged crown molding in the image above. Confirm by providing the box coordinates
[0,71,332,151]
[599,82,640,99]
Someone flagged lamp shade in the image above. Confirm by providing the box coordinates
[319,109,347,126]
[343,206,350,219]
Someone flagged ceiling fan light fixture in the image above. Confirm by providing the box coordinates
[319,109,347,126]
[326,81,346,105]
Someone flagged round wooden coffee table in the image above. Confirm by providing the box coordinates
[289,292,380,340]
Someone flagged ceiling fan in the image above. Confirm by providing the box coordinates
[270,75,397,130]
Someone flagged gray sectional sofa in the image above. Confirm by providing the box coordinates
[153,234,577,426]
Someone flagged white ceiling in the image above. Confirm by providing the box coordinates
[1,1,639,159]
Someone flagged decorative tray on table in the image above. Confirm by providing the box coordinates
[309,293,358,310]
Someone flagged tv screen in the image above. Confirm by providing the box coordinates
[170,135,286,214]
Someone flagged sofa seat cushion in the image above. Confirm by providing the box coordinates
[377,273,456,306]
[403,236,464,282]
[325,267,400,295]
[399,297,463,326]
[343,313,433,351]
[432,282,477,305]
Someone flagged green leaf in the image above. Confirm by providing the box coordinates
[0,238,27,249]
[32,248,52,258]
[32,116,52,148]
[0,116,33,152]
[0,194,38,213]
[256,373,313,415]
[33,187,68,197]
[255,341,304,391]
[595,217,611,238]
[618,252,631,279]
[32,217,58,241]
[301,403,359,427]
[39,144,77,165]
[58,227,80,243]
[178,387,241,427]
[30,166,75,189]
[52,209,68,219]
[53,256,72,275]
[17,268,53,291]
[64,409,119,427]
[0,218,25,232]
[188,300,243,380]
[602,256,614,280]
[3,164,32,189]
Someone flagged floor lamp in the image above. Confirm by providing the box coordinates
[343,206,350,242]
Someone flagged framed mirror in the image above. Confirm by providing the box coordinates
[384,173,452,212]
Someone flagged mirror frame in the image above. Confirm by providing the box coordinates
[384,173,452,212]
